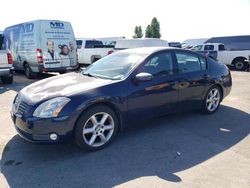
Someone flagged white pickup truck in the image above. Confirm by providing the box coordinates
[76,39,113,65]
[191,43,250,70]
[0,50,14,84]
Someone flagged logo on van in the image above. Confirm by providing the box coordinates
[50,22,64,29]
[23,23,34,33]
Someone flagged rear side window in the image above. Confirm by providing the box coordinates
[204,45,214,51]
[175,52,207,73]
[85,40,103,48]
[76,40,82,49]
[218,45,225,51]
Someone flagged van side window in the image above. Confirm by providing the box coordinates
[140,52,174,76]
[218,45,225,51]
[76,40,82,49]
[0,35,3,50]
[204,45,214,51]
[176,52,205,73]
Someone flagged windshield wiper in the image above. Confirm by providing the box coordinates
[82,72,99,78]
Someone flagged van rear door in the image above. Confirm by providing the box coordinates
[40,20,77,69]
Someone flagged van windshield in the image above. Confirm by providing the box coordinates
[83,52,146,80]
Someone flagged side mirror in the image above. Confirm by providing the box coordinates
[135,72,153,82]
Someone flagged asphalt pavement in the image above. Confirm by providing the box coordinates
[0,71,249,188]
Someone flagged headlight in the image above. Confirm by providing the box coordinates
[33,97,71,118]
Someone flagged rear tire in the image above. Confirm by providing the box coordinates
[202,86,222,114]
[24,64,36,79]
[1,74,13,84]
[74,105,118,151]
[234,59,247,71]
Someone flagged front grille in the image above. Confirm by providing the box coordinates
[17,101,30,115]
[14,94,33,116]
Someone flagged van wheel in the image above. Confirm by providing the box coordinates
[1,74,13,84]
[234,59,247,71]
[24,64,36,79]
[74,105,118,151]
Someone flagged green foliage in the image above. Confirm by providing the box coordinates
[133,26,143,38]
[150,17,161,38]
[145,25,152,38]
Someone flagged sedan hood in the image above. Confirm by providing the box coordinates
[20,72,113,104]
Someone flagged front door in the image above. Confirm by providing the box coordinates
[127,51,179,121]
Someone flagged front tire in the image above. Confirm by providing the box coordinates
[202,86,222,114]
[74,105,118,151]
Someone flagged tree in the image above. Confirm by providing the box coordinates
[150,17,161,38]
[133,26,143,38]
[145,25,152,38]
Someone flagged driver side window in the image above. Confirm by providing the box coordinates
[140,52,174,76]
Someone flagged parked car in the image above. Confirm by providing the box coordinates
[2,20,78,78]
[191,43,250,70]
[114,38,169,51]
[11,47,232,151]
[76,38,113,65]
[169,42,182,48]
[0,50,14,84]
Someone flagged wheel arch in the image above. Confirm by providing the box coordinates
[73,101,124,135]
[232,56,247,65]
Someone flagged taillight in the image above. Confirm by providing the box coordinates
[7,53,13,64]
[36,49,43,64]
[108,50,113,55]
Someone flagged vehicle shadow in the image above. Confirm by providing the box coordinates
[1,105,250,188]
[0,72,57,94]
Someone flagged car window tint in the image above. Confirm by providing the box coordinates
[76,40,82,49]
[219,45,225,51]
[176,52,202,73]
[141,52,174,76]
[204,45,214,51]
[85,40,103,48]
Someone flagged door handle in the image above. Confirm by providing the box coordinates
[203,74,210,79]
[169,81,178,85]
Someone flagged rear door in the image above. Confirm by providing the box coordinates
[174,50,209,110]
[41,20,77,68]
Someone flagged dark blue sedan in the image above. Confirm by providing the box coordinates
[11,47,232,150]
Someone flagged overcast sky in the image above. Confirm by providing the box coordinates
[1,0,250,42]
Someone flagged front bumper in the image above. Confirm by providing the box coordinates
[11,112,74,143]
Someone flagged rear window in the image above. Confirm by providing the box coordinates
[0,34,3,50]
[85,40,103,48]
[76,40,82,49]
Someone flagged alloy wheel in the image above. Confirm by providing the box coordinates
[206,88,221,112]
[82,112,114,147]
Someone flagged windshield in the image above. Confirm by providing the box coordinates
[83,52,146,80]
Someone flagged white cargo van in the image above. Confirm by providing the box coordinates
[3,20,78,78]
[114,38,169,51]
